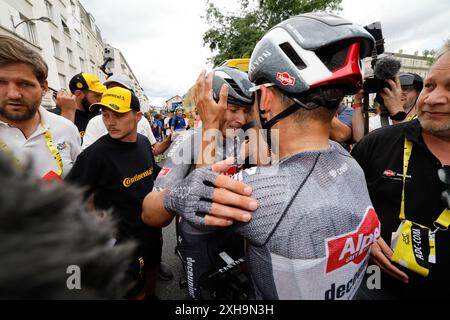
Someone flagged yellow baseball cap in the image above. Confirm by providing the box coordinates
[90,87,141,113]
[69,73,106,94]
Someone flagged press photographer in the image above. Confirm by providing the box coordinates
[352,57,423,142]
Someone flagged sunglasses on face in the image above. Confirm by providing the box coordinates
[438,166,450,209]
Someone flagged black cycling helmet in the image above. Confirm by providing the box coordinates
[399,72,423,92]
[248,12,375,97]
[212,66,254,109]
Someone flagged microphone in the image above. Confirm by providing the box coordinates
[373,56,401,80]
[371,56,401,114]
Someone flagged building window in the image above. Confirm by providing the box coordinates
[45,1,54,21]
[10,15,15,30]
[70,1,76,15]
[52,37,61,58]
[79,58,86,71]
[67,48,74,65]
[61,17,70,35]
[58,73,67,90]
[90,60,96,74]
[74,29,82,47]
[18,14,37,45]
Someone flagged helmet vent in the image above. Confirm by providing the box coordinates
[315,44,349,72]
[279,42,307,70]
[224,79,245,96]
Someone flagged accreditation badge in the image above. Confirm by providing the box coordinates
[391,220,436,277]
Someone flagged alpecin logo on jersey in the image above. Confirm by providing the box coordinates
[326,207,380,273]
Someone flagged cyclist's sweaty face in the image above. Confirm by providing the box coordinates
[221,103,248,138]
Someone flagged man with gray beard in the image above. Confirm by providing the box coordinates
[351,40,450,299]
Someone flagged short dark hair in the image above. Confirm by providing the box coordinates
[0,152,135,299]
[0,35,48,84]
[279,87,344,123]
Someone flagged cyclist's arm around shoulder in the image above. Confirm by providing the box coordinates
[142,189,174,227]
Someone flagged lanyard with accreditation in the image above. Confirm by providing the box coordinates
[390,138,450,277]
[0,123,63,178]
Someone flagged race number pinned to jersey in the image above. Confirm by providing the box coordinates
[326,207,380,273]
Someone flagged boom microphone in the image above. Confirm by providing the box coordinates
[373,56,401,80]
[363,56,402,94]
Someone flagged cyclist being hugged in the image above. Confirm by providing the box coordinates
[150,67,254,299]
[143,13,381,300]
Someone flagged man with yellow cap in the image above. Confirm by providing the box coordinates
[66,87,161,300]
[51,73,106,139]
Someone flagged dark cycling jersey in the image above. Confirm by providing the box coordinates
[155,127,245,299]
[155,127,242,189]
[177,141,381,300]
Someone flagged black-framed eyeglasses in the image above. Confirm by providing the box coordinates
[438,166,450,209]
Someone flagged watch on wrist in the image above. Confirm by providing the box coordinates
[390,111,407,121]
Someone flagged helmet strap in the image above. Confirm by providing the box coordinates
[261,98,307,130]
[259,98,308,165]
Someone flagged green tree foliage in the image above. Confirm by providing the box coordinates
[203,0,343,66]
[422,49,437,66]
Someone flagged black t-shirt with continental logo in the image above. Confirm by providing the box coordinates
[66,134,161,243]
[351,120,450,298]
[50,107,98,139]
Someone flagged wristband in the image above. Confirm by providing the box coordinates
[352,102,362,109]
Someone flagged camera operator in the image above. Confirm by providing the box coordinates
[352,72,423,142]
[351,40,450,299]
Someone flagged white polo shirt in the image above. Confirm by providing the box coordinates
[82,114,157,150]
[0,107,81,178]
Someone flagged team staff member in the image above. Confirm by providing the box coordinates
[66,87,161,299]
[351,41,450,299]
[82,74,172,156]
[51,72,106,138]
[0,35,80,179]
[81,73,173,281]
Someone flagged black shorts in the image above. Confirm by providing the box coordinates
[119,235,162,298]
